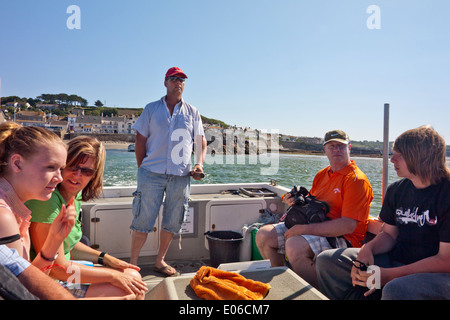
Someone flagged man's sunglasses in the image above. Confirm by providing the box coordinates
[64,166,97,177]
[167,76,186,83]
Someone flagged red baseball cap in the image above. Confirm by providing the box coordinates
[165,67,188,80]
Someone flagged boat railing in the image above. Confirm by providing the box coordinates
[99,182,290,199]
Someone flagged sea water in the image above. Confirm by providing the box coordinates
[103,149,408,217]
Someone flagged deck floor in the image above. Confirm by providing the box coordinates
[139,259,211,289]
[139,259,328,300]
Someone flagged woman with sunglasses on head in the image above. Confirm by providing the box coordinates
[315,125,450,300]
[26,136,147,299]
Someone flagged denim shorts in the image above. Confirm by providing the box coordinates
[130,167,190,234]
[58,281,90,298]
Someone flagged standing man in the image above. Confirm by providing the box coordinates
[256,130,373,288]
[130,67,207,276]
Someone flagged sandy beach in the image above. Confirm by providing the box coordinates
[63,139,131,150]
[102,141,131,150]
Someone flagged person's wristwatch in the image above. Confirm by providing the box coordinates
[97,251,107,265]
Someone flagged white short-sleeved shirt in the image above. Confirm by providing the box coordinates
[132,96,204,176]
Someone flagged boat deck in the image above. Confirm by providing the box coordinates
[139,258,211,289]
[78,183,382,300]
[138,217,383,300]
[140,260,327,300]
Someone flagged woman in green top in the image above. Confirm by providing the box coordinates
[27,136,147,299]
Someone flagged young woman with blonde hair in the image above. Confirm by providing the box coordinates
[27,136,147,299]
[0,122,76,273]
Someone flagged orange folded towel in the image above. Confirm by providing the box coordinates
[190,266,271,300]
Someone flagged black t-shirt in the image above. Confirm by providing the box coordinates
[379,178,450,265]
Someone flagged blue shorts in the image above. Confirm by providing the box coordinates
[130,167,190,234]
[58,281,90,298]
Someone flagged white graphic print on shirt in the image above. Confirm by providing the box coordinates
[396,207,438,227]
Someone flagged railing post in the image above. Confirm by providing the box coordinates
[382,103,390,201]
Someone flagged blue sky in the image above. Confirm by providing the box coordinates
[1,1,449,142]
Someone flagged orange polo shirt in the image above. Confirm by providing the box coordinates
[310,160,373,247]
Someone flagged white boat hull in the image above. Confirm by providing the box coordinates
[80,183,289,263]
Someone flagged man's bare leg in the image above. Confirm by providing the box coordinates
[130,230,148,266]
[285,236,318,288]
[154,229,177,276]
[255,224,285,267]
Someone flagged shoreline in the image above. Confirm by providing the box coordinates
[63,139,132,150]
[88,140,383,158]
[74,140,448,162]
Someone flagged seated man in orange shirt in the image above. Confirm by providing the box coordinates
[255,130,373,288]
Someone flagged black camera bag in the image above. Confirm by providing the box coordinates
[283,190,330,229]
